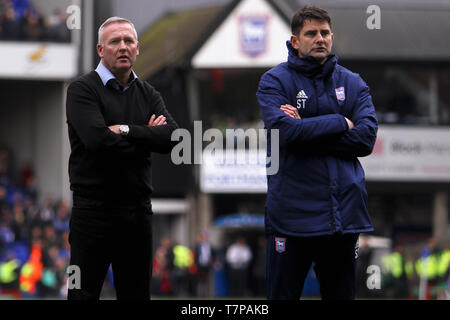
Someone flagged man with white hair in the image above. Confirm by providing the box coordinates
[66,17,178,300]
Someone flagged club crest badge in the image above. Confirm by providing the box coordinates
[335,87,346,101]
[275,237,286,253]
[239,15,269,57]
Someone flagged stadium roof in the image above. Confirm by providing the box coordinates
[134,0,290,79]
[133,4,229,79]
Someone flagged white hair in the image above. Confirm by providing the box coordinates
[98,16,138,45]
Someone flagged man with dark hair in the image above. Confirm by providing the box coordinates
[256,6,378,300]
[66,17,178,300]
[290,6,331,38]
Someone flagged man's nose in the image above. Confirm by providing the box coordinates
[119,40,127,50]
[315,34,324,43]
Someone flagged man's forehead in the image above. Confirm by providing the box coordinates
[104,22,135,35]
[301,19,331,32]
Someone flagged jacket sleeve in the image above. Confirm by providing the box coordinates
[66,80,143,155]
[256,72,349,148]
[126,86,179,154]
[321,77,378,158]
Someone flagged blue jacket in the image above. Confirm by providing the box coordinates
[256,41,378,237]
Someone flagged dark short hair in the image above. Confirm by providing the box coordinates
[291,6,332,35]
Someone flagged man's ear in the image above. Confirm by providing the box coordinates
[136,41,140,56]
[290,35,299,50]
[96,43,103,58]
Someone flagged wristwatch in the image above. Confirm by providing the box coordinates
[119,124,129,136]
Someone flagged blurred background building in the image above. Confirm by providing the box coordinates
[0,0,449,299]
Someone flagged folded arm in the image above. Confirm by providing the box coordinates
[279,77,378,158]
[322,80,378,157]
[256,73,350,148]
[66,80,143,155]
[124,89,179,154]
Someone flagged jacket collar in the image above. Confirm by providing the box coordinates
[95,61,138,92]
[286,40,337,79]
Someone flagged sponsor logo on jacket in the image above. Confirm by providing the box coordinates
[296,90,308,109]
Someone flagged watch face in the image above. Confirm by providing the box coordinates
[120,125,129,135]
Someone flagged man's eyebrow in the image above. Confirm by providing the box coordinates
[109,35,135,41]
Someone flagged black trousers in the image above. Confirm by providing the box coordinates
[266,232,359,300]
[68,201,152,300]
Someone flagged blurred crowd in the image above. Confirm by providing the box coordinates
[0,148,71,299]
[1,143,448,299]
[0,0,71,42]
[150,233,267,298]
[357,237,450,300]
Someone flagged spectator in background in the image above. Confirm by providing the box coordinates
[392,245,410,299]
[0,10,4,39]
[0,208,15,249]
[45,8,70,42]
[29,225,42,246]
[252,235,266,297]
[151,246,170,296]
[416,237,442,299]
[194,231,215,297]
[42,223,58,250]
[0,251,21,299]
[171,241,196,297]
[226,236,252,297]
[152,237,170,296]
[39,197,55,222]
[20,7,44,41]
[0,185,8,213]
[0,149,11,186]
[39,244,60,297]
[52,200,70,234]
[22,198,38,239]
[19,162,33,190]
[54,254,69,298]
[356,236,374,298]
[58,230,70,260]
[155,236,175,296]
[20,162,37,203]
[11,201,27,242]
[10,0,30,18]
[2,6,21,40]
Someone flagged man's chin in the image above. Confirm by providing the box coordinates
[311,53,329,64]
[113,64,132,72]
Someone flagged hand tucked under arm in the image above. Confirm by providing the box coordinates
[124,88,179,154]
[280,104,301,119]
[148,114,167,127]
